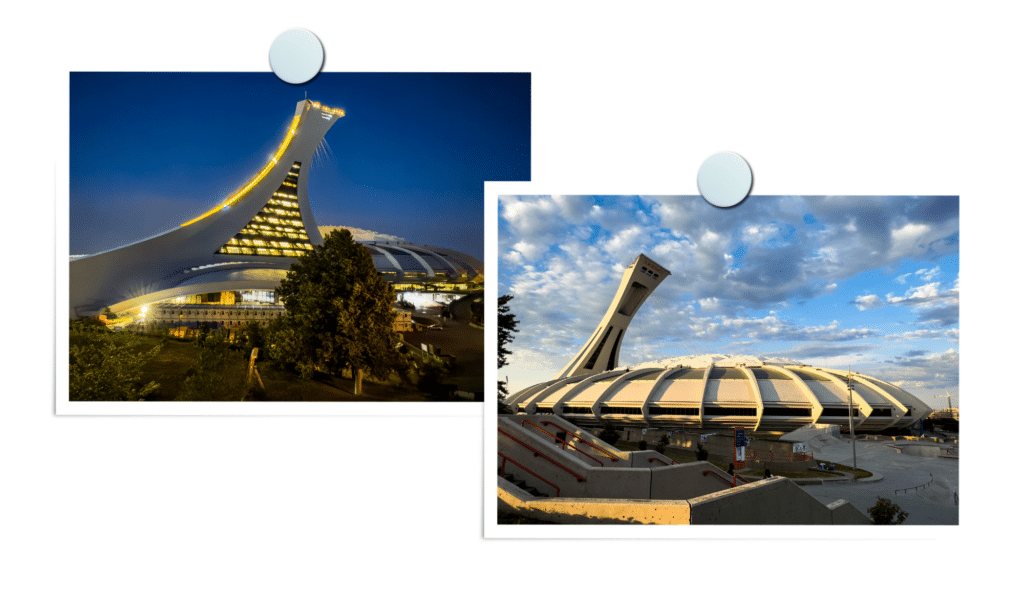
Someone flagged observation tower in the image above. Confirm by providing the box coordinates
[69,100,483,319]
[554,254,670,379]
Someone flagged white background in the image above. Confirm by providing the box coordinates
[3,1,1018,587]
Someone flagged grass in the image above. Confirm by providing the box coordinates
[822,462,873,479]
[133,334,456,402]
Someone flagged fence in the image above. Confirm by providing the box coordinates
[894,473,933,495]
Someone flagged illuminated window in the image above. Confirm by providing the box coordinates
[216,162,314,258]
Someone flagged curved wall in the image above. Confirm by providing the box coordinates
[508,361,931,433]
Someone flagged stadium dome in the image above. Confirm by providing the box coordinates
[505,354,931,433]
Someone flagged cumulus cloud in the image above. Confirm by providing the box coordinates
[853,294,885,310]
[498,195,959,392]
[876,349,959,392]
[766,343,877,360]
[319,225,405,242]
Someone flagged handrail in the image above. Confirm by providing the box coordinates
[702,469,740,488]
[895,473,933,495]
[521,419,604,466]
[499,453,561,498]
[734,473,750,484]
[648,456,676,466]
[540,420,620,462]
[498,427,587,482]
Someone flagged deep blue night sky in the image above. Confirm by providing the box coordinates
[70,72,531,259]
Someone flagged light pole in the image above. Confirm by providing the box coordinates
[935,392,955,420]
[847,367,857,471]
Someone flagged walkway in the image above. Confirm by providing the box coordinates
[798,437,959,524]
[400,294,483,396]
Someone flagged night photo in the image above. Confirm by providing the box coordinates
[68,72,531,403]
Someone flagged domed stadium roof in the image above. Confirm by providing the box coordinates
[505,354,931,433]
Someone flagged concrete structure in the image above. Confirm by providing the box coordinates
[621,426,821,472]
[497,414,870,524]
[555,254,670,379]
[508,354,931,433]
[516,253,929,434]
[149,302,286,329]
[70,99,483,319]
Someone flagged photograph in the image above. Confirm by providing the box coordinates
[68,72,530,404]
[496,194,958,526]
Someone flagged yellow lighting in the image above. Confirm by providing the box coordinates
[181,114,302,227]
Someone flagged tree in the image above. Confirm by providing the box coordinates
[868,497,909,524]
[655,434,670,454]
[273,229,401,393]
[497,294,519,408]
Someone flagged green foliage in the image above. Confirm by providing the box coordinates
[242,320,266,355]
[655,434,670,454]
[69,320,161,401]
[695,443,710,461]
[597,421,620,445]
[868,497,909,524]
[497,294,519,408]
[638,439,647,450]
[177,330,232,401]
[274,229,402,384]
[470,298,484,324]
[102,306,117,320]
[417,358,455,401]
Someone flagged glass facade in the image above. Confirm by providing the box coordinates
[217,162,315,257]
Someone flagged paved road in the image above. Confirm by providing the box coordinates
[800,438,959,525]
[400,295,483,396]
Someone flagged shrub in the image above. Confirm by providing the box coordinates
[638,439,647,450]
[695,443,709,461]
[69,320,161,401]
[177,330,232,401]
[597,422,620,445]
[655,434,670,454]
[868,497,909,524]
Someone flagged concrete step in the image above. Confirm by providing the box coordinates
[502,473,548,497]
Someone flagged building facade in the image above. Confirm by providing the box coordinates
[70,99,482,318]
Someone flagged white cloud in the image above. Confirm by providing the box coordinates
[854,294,885,310]
[511,240,546,261]
[916,266,941,281]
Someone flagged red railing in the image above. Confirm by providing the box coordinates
[648,456,676,466]
[498,427,587,482]
[521,420,604,466]
[499,452,561,498]
[540,420,621,462]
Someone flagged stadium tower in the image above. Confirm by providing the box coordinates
[555,253,670,379]
[70,99,344,317]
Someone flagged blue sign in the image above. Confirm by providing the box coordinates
[735,428,747,447]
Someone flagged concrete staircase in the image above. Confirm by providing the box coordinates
[500,470,549,498]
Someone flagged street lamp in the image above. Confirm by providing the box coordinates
[935,392,954,419]
[847,367,857,471]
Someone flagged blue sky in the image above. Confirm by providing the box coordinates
[70,72,531,260]
[498,195,959,407]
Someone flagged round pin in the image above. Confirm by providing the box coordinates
[697,152,753,208]
[269,29,324,85]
